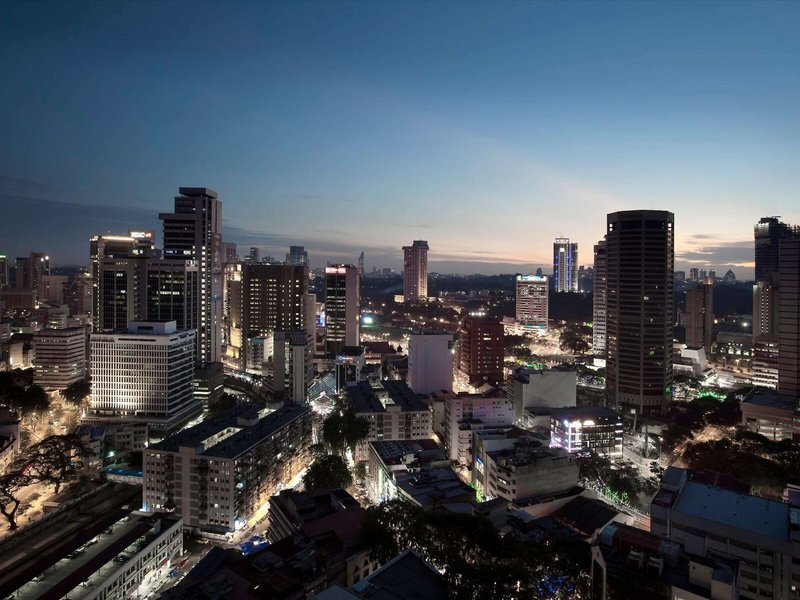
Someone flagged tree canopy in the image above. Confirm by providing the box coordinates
[303,454,353,491]
[12,384,50,417]
[62,379,91,406]
[321,407,370,456]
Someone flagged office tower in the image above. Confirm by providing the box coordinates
[358,251,365,277]
[592,240,608,357]
[708,269,716,280]
[778,239,800,401]
[221,241,237,264]
[324,264,360,355]
[144,259,199,331]
[752,334,779,389]
[272,330,314,404]
[286,245,309,267]
[606,210,674,416]
[64,274,92,316]
[753,281,778,340]
[674,270,686,285]
[160,187,222,366]
[90,233,155,331]
[0,255,8,288]
[688,267,699,282]
[248,247,260,264]
[402,240,429,302]
[223,264,308,372]
[407,330,453,394]
[552,238,578,293]
[515,275,548,328]
[684,278,714,354]
[143,404,312,535]
[33,327,87,391]
[755,216,800,283]
[88,321,199,433]
[699,269,707,280]
[14,252,50,295]
[457,315,504,388]
[38,274,68,305]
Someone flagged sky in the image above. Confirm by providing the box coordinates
[2,1,800,278]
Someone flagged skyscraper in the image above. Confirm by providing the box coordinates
[358,251,365,277]
[159,187,222,366]
[684,278,714,354]
[402,240,429,302]
[286,245,309,267]
[778,239,800,401]
[553,238,578,293]
[324,264,360,355]
[0,255,8,289]
[606,210,674,416]
[457,315,504,388]
[753,217,799,341]
[248,247,260,264]
[145,259,199,332]
[592,240,608,357]
[515,275,548,328]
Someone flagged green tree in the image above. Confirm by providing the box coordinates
[321,408,369,456]
[303,454,353,490]
[62,379,91,406]
[0,469,35,530]
[28,434,89,494]
[13,384,50,418]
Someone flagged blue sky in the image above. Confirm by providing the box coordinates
[2,1,799,277]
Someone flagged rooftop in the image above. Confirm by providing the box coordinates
[742,386,796,411]
[347,379,428,413]
[370,439,445,466]
[551,405,623,422]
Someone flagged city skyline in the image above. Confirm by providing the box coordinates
[3,1,800,276]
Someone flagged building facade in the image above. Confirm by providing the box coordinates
[592,240,608,357]
[407,330,453,394]
[515,275,548,328]
[457,315,504,388]
[402,240,429,302]
[550,406,624,457]
[325,264,360,355]
[553,238,578,293]
[33,327,86,391]
[443,393,515,465]
[685,278,714,354]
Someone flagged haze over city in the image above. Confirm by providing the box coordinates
[2,1,800,276]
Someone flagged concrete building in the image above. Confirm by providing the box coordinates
[160,187,223,366]
[515,275,548,328]
[753,334,780,390]
[740,387,797,441]
[605,210,674,416]
[755,216,799,283]
[553,238,578,293]
[407,330,453,394]
[143,404,312,537]
[144,259,199,332]
[550,406,624,457]
[651,466,800,600]
[507,365,576,422]
[33,326,86,391]
[472,431,578,503]
[286,245,309,267]
[335,346,366,393]
[443,393,515,465]
[366,439,450,504]
[779,239,800,401]
[753,280,779,340]
[325,264,360,355]
[402,240,429,302]
[457,315,504,388]
[14,252,50,299]
[87,321,199,434]
[345,379,432,461]
[593,239,608,358]
[268,487,361,543]
[37,274,68,305]
[272,330,313,404]
[685,279,714,355]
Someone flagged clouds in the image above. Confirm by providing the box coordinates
[675,235,754,276]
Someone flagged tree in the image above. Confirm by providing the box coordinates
[62,379,91,406]
[13,385,50,418]
[303,454,353,490]
[321,408,369,456]
[28,434,89,494]
[0,469,35,530]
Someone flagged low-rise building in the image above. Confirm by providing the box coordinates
[268,488,361,543]
[394,468,475,509]
[143,403,312,537]
[740,387,797,441]
[366,439,450,504]
[444,393,515,465]
[550,406,623,457]
[651,466,800,600]
[472,428,578,503]
[345,379,432,461]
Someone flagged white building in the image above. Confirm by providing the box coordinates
[592,240,607,357]
[87,321,199,434]
[443,394,515,465]
[143,404,312,537]
[273,330,313,404]
[507,366,576,422]
[33,326,86,391]
[402,240,429,302]
[407,330,453,394]
[515,275,548,329]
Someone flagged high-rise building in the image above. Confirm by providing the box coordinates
[592,240,608,357]
[606,210,674,416]
[684,278,714,354]
[457,315,504,388]
[33,327,87,391]
[325,264,360,355]
[221,241,237,264]
[552,238,578,293]
[358,251,365,277]
[88,321,199,433]
[272,330,314,404]
[515,275,548,328]
[688,267,699,282]
[64,273,92,316]
[443,394,514,465]
[407,330,453,394]
[755,216,800,283]
[144,259,199,331]
[752,334,779,390]
[0,255,8,289]
[402,240,429,302]
[14,252,50,298]
[286,245,309,267]
[248,247,260,265]
[38,274,68,305]
[160,187,222,366]
[778,239,800,401]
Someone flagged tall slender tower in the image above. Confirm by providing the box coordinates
[402,240,429,302]
[325,264,360,355]
[753,217,799,340]
[553,238,578,293]
[778,239,800,401]
[592,240,608,357]
[685,278,714,355]
[606,210,674,416]
[159,188,222,366]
